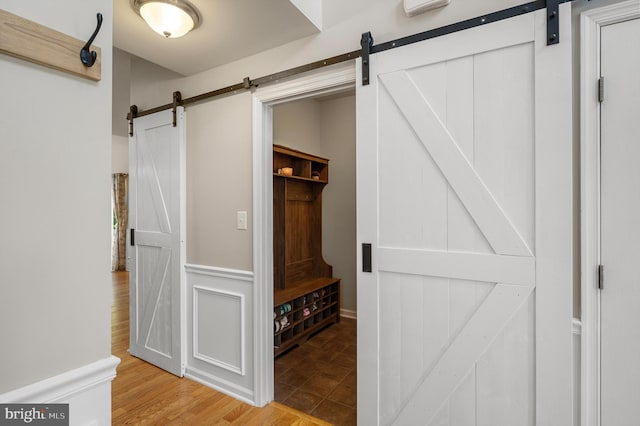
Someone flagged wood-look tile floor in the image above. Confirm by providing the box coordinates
[111,271,331,425]
[274,319,357,426]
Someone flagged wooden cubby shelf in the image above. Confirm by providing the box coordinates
[273,173,327,184]
[273,144,329,183]
[273,277,340,357]
[273,145,340,356]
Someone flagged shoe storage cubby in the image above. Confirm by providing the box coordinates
[273,277,340,356]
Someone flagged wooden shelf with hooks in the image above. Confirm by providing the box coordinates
[0,9,102,81]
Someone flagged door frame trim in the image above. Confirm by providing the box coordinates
[581,2,640,425]
[251,63,356,406]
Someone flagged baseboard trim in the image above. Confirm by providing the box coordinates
[186,367,255,406]
[341,309,357,320]
[0,356,120,403]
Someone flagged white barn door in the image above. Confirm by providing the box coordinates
[128,108,186,377]
[357,6,572,425]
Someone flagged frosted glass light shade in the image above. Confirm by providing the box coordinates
[132,0,201,38]
[404,0,451,16]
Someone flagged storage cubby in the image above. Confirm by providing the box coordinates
[273,145,340,355]
[273,277,340,356]
[273,144,329,183]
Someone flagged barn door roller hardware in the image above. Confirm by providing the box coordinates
[359,0,570,84]
[126,90,183,135]
[360,32,373,86]
[128,0,573,119]
[127,105,138,137]
[172,91,183,127]
[546,0,560,45]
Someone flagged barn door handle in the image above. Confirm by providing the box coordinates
[130,228,135,246]
[362,243,372,273]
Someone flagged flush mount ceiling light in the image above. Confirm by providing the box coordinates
[131,0,201,38]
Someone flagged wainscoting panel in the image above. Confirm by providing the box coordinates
[193,286,245,375]
[185,264,255,404]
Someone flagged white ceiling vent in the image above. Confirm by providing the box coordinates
[404,0,451,17]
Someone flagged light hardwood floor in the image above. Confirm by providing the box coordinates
[111,271,331,425]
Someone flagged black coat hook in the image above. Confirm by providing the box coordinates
[80,13,103,67]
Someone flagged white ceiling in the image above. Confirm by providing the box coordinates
[114,0,322,76]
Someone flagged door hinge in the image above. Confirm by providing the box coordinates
[597,264,604,290]
[598,77,605,103]
[130,228,135,246]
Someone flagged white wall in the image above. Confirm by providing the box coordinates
[186,93,253,270]
[320,95,357,314]
[112,135,129,173]
[0,0,113,401]
[273,98,322,153]
[112,49,131,177]
[113,48,131,138]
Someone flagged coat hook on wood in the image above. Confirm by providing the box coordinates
[80,13,103,67]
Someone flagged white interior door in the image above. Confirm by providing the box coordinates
[356,6,573,425]
[128,108,186,377]
[600,17,640,426]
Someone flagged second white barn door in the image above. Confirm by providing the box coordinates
[128,108,186,377]
[357,5,573,425]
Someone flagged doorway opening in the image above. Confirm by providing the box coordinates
[271,90,357,422]
[111,172,128,272]
[251,61,356,416]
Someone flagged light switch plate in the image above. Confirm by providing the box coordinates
[404,0,450,17]
[237,211,248,230]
